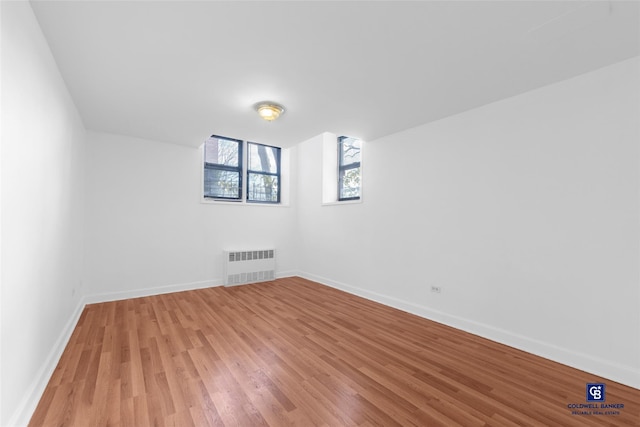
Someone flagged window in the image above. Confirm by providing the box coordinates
[203,135,242,200]
[203,135,282,204]
[247,142,281,203]
[338,136,361,200]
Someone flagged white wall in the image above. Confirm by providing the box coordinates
[83,131,298,301]
[1,5,638,423]
[297,57,640,388]
[1,2,86,425]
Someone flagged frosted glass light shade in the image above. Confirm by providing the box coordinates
[255,102,285,121]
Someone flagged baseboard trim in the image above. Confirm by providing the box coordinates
[276,270,298,279]
[84,273,299,303]
[298,272,640,390]
[83,279,222,305]
[6,298,85,427]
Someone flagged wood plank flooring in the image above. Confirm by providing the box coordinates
[29,277,639,426]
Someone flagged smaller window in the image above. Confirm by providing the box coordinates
[203,135,243,200]
[338,136,361,200]
[247,142,281,203]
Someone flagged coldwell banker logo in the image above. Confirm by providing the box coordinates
[567,383,625,417]
[586,383,605,402]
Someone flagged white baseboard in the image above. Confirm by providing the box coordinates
[84,273,299,303]
[299,272,640,390]
[83,279,222,305]
[276,270,298,279]
[5,299,85,427]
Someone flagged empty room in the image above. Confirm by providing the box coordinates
[2,1,639,426]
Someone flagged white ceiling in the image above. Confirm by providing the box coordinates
[30,1,639,148]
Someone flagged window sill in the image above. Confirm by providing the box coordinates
[201,198,290,207]
[321,198,362,207]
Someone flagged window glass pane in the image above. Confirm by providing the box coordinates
[339,166,360,199]
[338,135,361,201]
[202,136,282,203]
[205,136,239,167]
[248,143,279,173]
[204,168,240,199]
[248,173,279,202]
[340,137,361,166]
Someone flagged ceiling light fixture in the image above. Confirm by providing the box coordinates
[254,101,285,121]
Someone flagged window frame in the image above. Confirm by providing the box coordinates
[202,136,286,205]
[337,136,361,201]
[203,135,243,201]
[246,141,282,204]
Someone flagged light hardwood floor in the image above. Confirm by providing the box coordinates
[29,277,639,426]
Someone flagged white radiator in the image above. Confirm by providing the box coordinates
[223,249,276,286]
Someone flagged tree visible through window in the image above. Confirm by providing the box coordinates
[248,142,281,203]
[203,135,242,200]
[338,136,361,200]
[203,135,281,203]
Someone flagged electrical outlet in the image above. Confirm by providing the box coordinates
[431,286,441,293]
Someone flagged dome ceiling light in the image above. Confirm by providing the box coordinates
[254,101,285,121]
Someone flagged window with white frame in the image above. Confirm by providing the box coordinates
[203,135,282,204]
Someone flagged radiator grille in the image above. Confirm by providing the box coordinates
[224,249,276,286]
[228,249,274,263]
